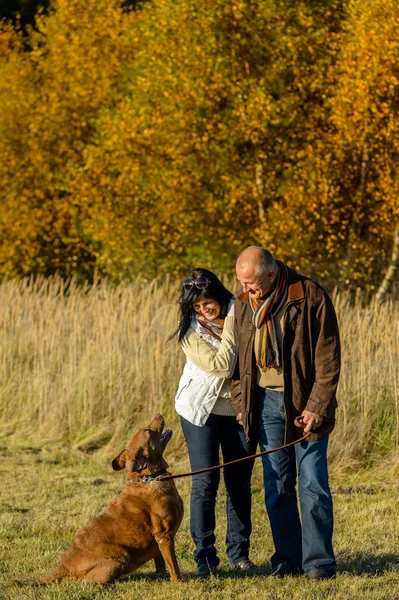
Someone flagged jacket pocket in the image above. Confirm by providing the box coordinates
[175,378,193,403]
[175,376,217,414]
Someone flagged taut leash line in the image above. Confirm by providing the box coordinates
[157,416,311,482]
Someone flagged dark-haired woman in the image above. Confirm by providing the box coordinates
[174,268,256,577]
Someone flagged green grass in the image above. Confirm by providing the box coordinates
[1,442,399,600]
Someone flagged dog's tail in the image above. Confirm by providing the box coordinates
[37,566,69,584]
[8,567,67,587]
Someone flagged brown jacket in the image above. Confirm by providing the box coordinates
[231,266,340,443]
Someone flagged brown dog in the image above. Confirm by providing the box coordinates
[40,414,184,583]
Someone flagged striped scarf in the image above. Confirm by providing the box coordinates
[249,261,288,369]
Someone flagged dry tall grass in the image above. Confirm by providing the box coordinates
[330,291,399,466]
[0,275,184,447]
[0,276,398,465]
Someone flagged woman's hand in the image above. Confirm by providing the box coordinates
[211,317,225,327]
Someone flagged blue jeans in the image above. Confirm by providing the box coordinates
[180,414,255,566]
[255,388,336,576]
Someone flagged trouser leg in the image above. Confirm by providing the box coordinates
[220,416,256,565]
[295,437,336,576]
[180,415,220,566]
[254,387,303,573]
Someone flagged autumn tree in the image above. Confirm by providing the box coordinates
[266,0,399,291]
[325,0,399,292]
[77,0,347,280]
[0,0,398,293]
[0,0,136,279]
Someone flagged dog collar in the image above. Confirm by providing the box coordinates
[129,469,169,484]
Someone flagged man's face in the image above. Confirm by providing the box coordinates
[236,264,276,300]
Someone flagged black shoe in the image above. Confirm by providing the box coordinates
[233,559,257,572]
[309,570,336,581]
[271,564,301,578]
[195,562,217,577]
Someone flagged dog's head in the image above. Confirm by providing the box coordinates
[111,414,172,477]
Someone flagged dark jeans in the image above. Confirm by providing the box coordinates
[180,414,255,566]
[255,387,336,576]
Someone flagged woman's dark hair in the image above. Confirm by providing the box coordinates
[175,268,233,343]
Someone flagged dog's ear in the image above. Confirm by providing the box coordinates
[131,448,148,473]
[112,450,128,471]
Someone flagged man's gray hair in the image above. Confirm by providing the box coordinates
[252,247,278,277]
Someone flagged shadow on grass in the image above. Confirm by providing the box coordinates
[117,563,271,583]
[337,552,399,576]
[124,556,399,582]
[11,556,398,589]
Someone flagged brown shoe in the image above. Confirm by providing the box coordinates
[195,562,217,577]
[233,559,257,572]
[309,570,336,581]
[271,564,302,577]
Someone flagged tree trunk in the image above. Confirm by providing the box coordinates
[375,226,399,303]
[255,162,266,226]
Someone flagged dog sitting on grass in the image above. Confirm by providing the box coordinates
[39,414,184,583]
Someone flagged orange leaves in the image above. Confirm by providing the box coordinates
[0,0,134,280]
[0,0,397,289]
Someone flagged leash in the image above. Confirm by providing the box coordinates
[156,416,312,483]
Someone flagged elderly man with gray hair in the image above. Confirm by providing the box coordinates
[231,246,340,581]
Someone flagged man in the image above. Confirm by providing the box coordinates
[231,246,340,581]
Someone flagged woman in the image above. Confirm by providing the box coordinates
[174,268,255,577]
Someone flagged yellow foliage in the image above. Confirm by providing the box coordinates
[0,0,398,290]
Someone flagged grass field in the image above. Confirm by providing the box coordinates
[0,275,398,598]
[0,440,398,600]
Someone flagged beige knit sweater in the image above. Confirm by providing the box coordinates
[181,313,237,417]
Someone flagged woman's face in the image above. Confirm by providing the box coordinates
[192,297,221,321]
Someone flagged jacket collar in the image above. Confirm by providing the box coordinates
[191,315,205,335]
[235,265,305,304]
